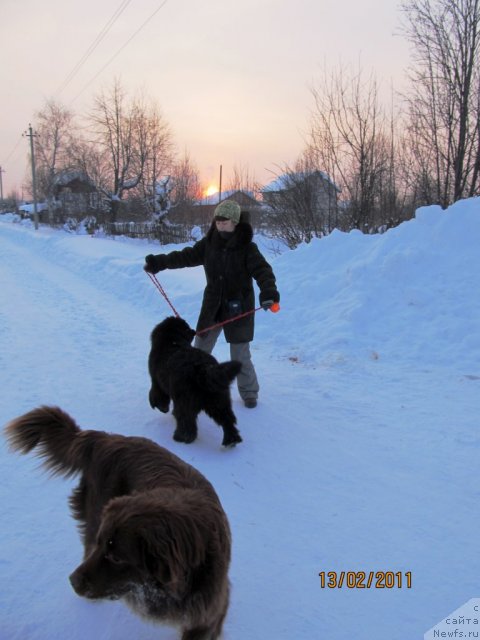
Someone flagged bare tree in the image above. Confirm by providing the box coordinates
[162,151,205,229]
[307,64,409,232]
[169,151,202,208]
[225,163,261,197]
[138,98,174,217]
[32,100,76,205]
[400,0,480,205]
[88,79,172,222]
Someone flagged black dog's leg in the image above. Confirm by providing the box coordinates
[172,403,198,444]
[205,401,242,448]
[149,385,170,413]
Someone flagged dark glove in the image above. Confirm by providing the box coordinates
[261,300,274,311]
[259,290,280,310]
[144,254,166,274]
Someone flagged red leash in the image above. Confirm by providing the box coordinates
[195,306,263,336]
[145,272,181,318]
[146,271,279,335]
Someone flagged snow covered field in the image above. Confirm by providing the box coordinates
[1,198,479,640]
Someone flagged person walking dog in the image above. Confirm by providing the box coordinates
[144,199,280,408]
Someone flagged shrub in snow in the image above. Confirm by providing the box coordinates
[63,218,79,233]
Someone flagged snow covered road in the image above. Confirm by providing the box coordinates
[1,205,479,640]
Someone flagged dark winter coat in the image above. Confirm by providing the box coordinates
[149,221,279,343]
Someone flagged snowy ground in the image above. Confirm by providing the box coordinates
[1,198,479,640]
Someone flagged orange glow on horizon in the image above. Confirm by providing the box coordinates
[204,184,218,198]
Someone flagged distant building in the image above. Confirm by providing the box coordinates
[260,170,341,242]
[262,170,339,212]
[52,170,103,218]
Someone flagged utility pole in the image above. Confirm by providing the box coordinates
[24,124,39,230]
[218,164,222,203]
[152,155,157,216]
[0,166,5,201]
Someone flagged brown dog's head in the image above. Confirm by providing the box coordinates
[150,316,196,349]
[69,490,217,603]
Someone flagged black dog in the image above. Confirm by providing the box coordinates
[5,406,232,640]
[148,316,243,447]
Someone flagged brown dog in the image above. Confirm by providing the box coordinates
[5,406,231,640]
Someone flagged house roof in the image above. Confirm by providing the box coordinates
[262,170,339,193]
[19,202,48,213]
[52,169,96,194]
[197,189,258,206]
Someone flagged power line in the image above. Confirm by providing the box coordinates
[56,0,133,96]
[70,0,169,105]
[1,136,23,166]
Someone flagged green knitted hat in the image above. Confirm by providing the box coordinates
[214,200,241,224]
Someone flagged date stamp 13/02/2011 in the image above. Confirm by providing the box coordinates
[319,571,412,589]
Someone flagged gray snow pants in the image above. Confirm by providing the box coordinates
[194,327,259,401]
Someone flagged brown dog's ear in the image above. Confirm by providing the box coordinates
[137,526,187,598]
[139,537,171,584]
[137,530,165,574]
[137,513,208,598]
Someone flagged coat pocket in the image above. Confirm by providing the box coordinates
[226,299,243,318]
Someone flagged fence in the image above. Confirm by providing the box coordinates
[102,221,192,244]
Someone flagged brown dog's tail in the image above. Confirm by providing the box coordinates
[4,405,85,477]
[200,360,242,392]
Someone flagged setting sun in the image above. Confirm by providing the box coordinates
[204,184,218,198]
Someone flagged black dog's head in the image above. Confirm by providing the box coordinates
[150,316,196,349]
[69,492,211,603]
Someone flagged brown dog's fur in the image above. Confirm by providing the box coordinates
[5,406,231,640]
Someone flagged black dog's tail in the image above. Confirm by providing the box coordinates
[199,361,242,392]
[4,405,86,478]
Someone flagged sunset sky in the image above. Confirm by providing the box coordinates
[0,0,411,197]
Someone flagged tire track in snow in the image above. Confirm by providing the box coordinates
[0,231,152,412]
